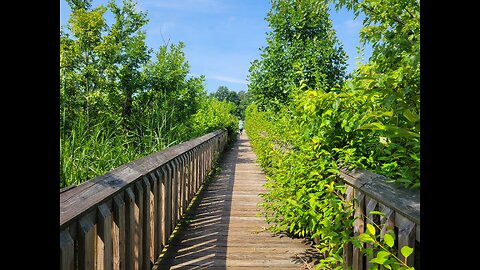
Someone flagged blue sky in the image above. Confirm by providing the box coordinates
[60,0,371,93]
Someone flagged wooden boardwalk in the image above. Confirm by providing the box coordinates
[153,133,319,269]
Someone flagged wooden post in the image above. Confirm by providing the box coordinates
[396,214,416,266]
[148,171,159,268]
[97,203,113,270]
[365,197,378,269]
[78,216,95,270]
[164,164,173,238]
[172,159,179,225]
[161,166,170,243]
[113,194,126,270]
[141,177,151,269]
[378,204,395,240]
[343,185,354,268]
[178,155,187,215]
[60,229,75,270]
[151,169,163,263]
[134,182,144,270]
[194,147,200,193]
[124,187,135,270]
[352,191,365,270]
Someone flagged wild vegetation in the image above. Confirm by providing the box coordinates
[60,0,240,188]
[245,0,419,268]
[60,0,419,267]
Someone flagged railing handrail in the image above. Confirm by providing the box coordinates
[337,166,420,268]
[338,167,420,225]
[60,129,226,229]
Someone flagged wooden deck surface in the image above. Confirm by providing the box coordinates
[153,133,319,269]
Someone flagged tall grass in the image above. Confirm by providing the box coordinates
[60,106,188,188]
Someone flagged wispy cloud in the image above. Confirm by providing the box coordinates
[139,0,227,13]
[209,75,247,85]
[344,19,362,30]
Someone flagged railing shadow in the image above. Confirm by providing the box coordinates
[154,136,246,269]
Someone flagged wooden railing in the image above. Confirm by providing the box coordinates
[60,129,228,270]
[338,167,420,269]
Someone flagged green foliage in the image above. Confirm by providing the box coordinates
[209,86,253,119]
[353,212,414,270]
[245,0,419,267]
[192,97,239,144]
[248,0,347,111]
[60,0,237,188]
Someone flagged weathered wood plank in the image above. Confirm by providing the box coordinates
[352,191,365,270]
[179,155,186,215]
[60,230,75,270]
[155,134,318,270]
[165,164,173,237]
[161,166,171,245]
[365,197,378,269]
[339,168,420,225]
[141,177,151,269]
[60,129,226,228]
[97,203,113,270]
[134,182,144,270]
[378,204,395,240]
[189,150,194,200]
[78,216,96,270]
[113,194,126,270]
[172,159,179,226]
[396,214,415,266]
[148,172,160,260]
[343,184,354,268]
[124,187,135,270]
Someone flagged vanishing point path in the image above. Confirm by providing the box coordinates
[153,133,319,269]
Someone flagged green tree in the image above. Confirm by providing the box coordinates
[334,0,420,187]
[236,90,253,119]
[60,0,213,187]
[60,2,108,128]
[248,0,348,111]
[211,86,240,105]
[107,0,150,124]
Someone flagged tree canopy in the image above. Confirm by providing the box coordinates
[248,0,348,111]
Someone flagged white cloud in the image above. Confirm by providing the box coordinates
[209,75,247,85]
[139,0,226,13]
[344,19,362,30]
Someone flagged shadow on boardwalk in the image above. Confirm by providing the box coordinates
[153,134,320,269]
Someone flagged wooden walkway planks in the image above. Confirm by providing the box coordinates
[153,133,319,269]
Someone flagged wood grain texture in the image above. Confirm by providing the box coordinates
[60,229,75,270]
[339,167,420,225]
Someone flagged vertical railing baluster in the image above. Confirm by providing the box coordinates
[78,216,95,270]
[60,229,75,270]
[352,191,365,270]
[113,194,125,270]
[124,187,135,270]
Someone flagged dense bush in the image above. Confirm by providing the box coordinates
[245,0,419,267]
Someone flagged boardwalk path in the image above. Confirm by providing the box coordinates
[153,133,318,269]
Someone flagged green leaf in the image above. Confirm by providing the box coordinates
[369,211,385,216]
[376,251,390,259]
[357,122,386,131]
[384,233,394,248]
[400,245,414,257]
[366,223,376,236]
[403,109,419,123]
[358,233,375,243]
[370,257,388,265]
[385,125,420,138]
